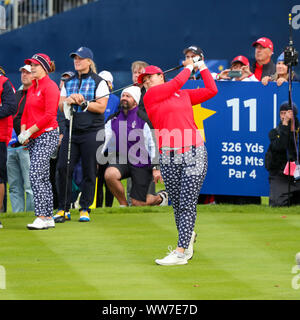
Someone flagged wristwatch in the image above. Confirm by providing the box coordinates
[152,165,160,171]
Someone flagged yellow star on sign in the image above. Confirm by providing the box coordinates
[192,103,216,142]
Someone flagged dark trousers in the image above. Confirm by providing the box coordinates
[96,163,114,207]
[0,142,7,184]
[57,130,100,212]
[0,142,7,212]
[269,173,300,206]
[50,156,59,210]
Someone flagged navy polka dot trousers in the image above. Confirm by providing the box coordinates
[160,145,208,249]
[28,130,59,217]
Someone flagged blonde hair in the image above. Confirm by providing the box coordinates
[88,59,97,74]
[271,71,296,81]
[131,60,148,73]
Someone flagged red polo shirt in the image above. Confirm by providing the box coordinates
[143,68,218,150]
[254,62,263,81]
[21,75,60,139]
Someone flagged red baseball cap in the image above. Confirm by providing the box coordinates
[231,55,249,66]
[137,65,163,84]
[24,53,51,72]
[252,37,273,52]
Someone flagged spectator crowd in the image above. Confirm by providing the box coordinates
[0,36,299,231]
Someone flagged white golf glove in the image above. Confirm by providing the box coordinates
[194,60,206,70]
[18,129,32,144]
[192,56,201,63]
[63,101,72,120]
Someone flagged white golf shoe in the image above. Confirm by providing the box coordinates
[155,246,188,266]
[27,217,49,230]
[184,231,197,260]
[45,218,55,229]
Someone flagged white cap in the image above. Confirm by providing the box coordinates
[99,70,113,84]
[19,65,31,72]
[121,86,141,105]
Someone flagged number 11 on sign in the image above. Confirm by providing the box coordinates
[227,98,257,132]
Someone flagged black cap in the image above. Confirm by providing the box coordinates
[61,71,75,81]
[280,101,298,115]
[183,46,204,57]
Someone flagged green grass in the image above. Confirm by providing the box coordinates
[1,204,300,300]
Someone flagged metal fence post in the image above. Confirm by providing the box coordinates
[13,1,18,29]
[0,5,6,31]
[48,0,54,17]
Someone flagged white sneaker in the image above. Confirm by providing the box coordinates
[158,190,168,206]
[185,231,197,260]
[155,246,188,266]
[45,218,55,228]
[27,217,49,230]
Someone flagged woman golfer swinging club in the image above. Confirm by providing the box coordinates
[138,55,218,265]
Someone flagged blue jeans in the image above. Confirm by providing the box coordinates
[7,146,34,212]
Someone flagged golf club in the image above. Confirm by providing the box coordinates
[79,56,201,108]
[55,106,74,223]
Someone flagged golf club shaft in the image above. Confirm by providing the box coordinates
[63,108,74,219]
[85,64,185,104]
[162,65,183,74]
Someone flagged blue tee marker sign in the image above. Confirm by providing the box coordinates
[183,81,300,196]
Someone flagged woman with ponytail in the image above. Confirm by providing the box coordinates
[18,53,60,230]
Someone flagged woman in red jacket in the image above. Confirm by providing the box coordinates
[138,58,218,266]
[18,53,60,230]
[0,70,16,228]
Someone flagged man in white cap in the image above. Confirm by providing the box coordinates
[96,70,120,208]
[103,86,168,207]
[98,70,120,122]
[6,65,34,212]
